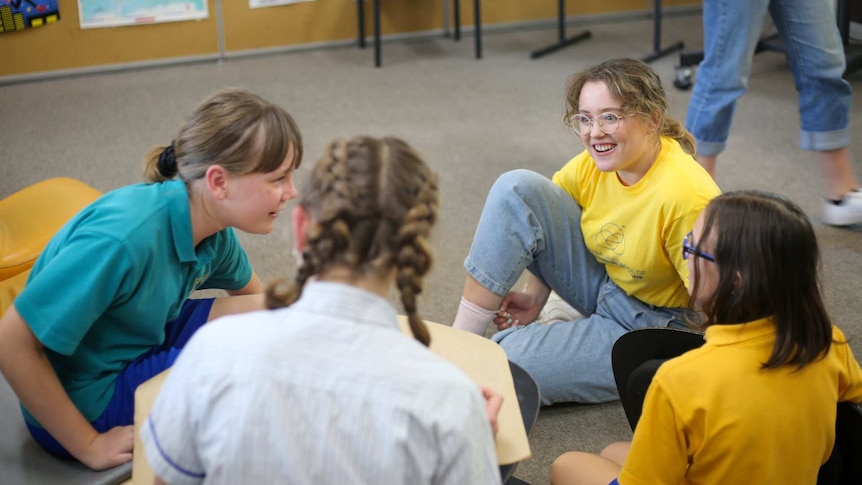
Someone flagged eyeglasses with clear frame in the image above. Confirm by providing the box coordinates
[682,231,715,263]
[571,112,633,136]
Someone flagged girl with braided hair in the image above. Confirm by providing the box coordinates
[141,136,502,485]
[0,88,302,470]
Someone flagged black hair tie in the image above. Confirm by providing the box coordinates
[157,144,178,176]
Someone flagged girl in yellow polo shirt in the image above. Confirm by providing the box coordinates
[550,190,862,485]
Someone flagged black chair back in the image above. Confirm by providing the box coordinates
[500,361,540,485]
[610,327,704,430]
[818,402,862,485]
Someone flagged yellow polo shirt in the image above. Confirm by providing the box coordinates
[619,319,862,485]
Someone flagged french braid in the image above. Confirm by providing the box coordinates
[394,174,437,346]
[266,136,439,348]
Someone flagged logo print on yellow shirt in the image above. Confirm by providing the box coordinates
[596,223,625,255]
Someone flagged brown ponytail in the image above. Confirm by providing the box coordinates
[143,88,302,183]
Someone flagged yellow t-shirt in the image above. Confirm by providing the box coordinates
[552,137,719,308]
[619,320,862,485]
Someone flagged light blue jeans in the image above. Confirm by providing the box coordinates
[465,170,692,405]
[686,0,852,156]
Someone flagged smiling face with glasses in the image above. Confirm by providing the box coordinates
[575,81,661,186]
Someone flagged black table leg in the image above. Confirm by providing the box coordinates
[454,0,461,41]
[475,0,482,58]
[374,0,381,67]
[531,0,591,59]
[641,0,684,64]
[357,0,365,48]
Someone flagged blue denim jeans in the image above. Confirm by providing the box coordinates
[686,0,851,156]
[465,170,692,405]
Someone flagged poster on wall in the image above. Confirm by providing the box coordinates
[78,1,207,29]
[1,0,60,34]
[249,0,315,9]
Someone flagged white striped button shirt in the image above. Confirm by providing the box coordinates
[141,281,501,485]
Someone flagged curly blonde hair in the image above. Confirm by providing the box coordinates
[563,58,695,155]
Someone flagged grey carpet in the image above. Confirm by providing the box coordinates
[0,373,132,484]
[1,13,860,485]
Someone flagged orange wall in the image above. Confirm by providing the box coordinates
[2,0,700,78]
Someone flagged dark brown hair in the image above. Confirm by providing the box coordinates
[266,136,439,346]
[690,190,833,369]
[563,58,695,155]
[143,88,303,182]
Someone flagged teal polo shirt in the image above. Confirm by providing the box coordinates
[15,180,252,425]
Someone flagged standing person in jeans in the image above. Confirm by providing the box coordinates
[452,58,720,405]
[686,0,862,226]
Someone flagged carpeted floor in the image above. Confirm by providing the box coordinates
[2,11,861,484]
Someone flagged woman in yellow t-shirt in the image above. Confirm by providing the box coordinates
[452,58,719,405]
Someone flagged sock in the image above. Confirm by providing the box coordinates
[452,297,498,335]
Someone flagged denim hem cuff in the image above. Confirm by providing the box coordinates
[463,258,509,297]
[694,139,726,157]
[799,128,850,152]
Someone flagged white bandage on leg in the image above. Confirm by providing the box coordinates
[452,296,498,335]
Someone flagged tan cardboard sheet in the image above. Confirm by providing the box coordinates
[397,317,531,465]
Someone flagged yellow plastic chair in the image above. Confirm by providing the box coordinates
[0,178,130,484]
[0,270,30,316]
[0,177,102,282]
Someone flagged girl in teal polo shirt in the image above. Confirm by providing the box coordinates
[0,88,303,470]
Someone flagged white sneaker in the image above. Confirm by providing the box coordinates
[822,189,862,226]
[538,291,583,323]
